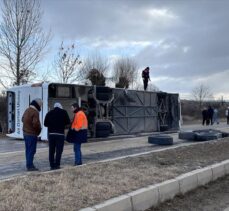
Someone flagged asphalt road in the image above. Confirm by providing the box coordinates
[0,122,229,180]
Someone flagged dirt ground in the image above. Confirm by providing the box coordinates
[148,175,229,211]
[1,139,229,211]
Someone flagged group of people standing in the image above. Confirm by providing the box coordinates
[22,98,88,171]
[202,106,219,126]
[202,106,229,126]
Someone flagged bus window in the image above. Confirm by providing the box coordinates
[7,91,15,133]
[48,84,73,98]
[57,86,71,98]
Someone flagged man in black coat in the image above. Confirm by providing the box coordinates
[142,67,151,91]
[208,106,214,125]
[44,102,70,170]
[202,107,209,125]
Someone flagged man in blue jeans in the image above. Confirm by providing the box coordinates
[70,103,88,165]
[74,142,82,165]
[22,98,42,171]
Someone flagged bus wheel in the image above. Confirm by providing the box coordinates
[96,130,111,138]
[95,121,112,138]
[96,122,112,131]
[148,135,173,145]
[160,125,168,131]
[178,131,196,141]
[195,132,221,141]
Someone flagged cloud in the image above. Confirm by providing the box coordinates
[42,0,180,41]
[40,0,229,99]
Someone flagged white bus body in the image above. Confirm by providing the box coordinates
[7,82,181,140]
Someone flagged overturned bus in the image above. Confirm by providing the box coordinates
[7,82,180,140]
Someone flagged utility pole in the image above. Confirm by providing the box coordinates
[221,95,224,106]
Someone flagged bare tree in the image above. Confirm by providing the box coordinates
[79,53,109,86]
[0,0,50,86]
[53,42,81,83]
[113,57,138,88]
[35,65,53,83]
[192,84,213,109]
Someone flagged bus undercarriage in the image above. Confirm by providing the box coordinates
[47,84,180,138]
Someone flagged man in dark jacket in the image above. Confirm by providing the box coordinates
[44,102,70,170]
[22,98,42,171]
[202,107,209,125]
[142,67,150,91]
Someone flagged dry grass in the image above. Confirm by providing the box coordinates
[1,139,229,211]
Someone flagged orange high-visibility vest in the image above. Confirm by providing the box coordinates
[71,110,88,131]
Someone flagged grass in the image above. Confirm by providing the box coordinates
[1,139,229,210]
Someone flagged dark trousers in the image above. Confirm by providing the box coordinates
[227,116,229,125]
[210,116,213,125]
[48,134,65,168]
[143,79,148,91]
[24,135,37,169]
[202,118,205,125]
[202,118,210,125]
[74,142,82,165]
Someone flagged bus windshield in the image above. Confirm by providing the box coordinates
[7,91,15,133]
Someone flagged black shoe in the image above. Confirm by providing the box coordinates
[50,166,61,170]
[27,166,39,171]
[50,167,56,170]
[74,163,82,166]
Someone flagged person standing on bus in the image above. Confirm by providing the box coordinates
[142,67,151,91]
[44,102,70,170]
[22,98,43,171]
[71,102,88,166]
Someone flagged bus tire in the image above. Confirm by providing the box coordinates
[148,135,173,145]
[96,122,112,131]
[195,132,220,141]
[96,86,111,93]
[160,125,168,132]
[96,86,112,101]
[96,130,111,138]
[193,129,221,133]
[96,93,112,101]
[222,132,229,138]
[178,131,196,141]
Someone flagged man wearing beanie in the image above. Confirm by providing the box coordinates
[22,98,43,171]
[44,102,70,170]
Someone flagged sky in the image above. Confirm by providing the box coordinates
[3,0,229,100]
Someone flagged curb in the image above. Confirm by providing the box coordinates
[80,159,229,211]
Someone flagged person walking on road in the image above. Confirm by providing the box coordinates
[70,102,88,166]
[22,98,43,171]
[142,67,150,91]
[44,102,70,170]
